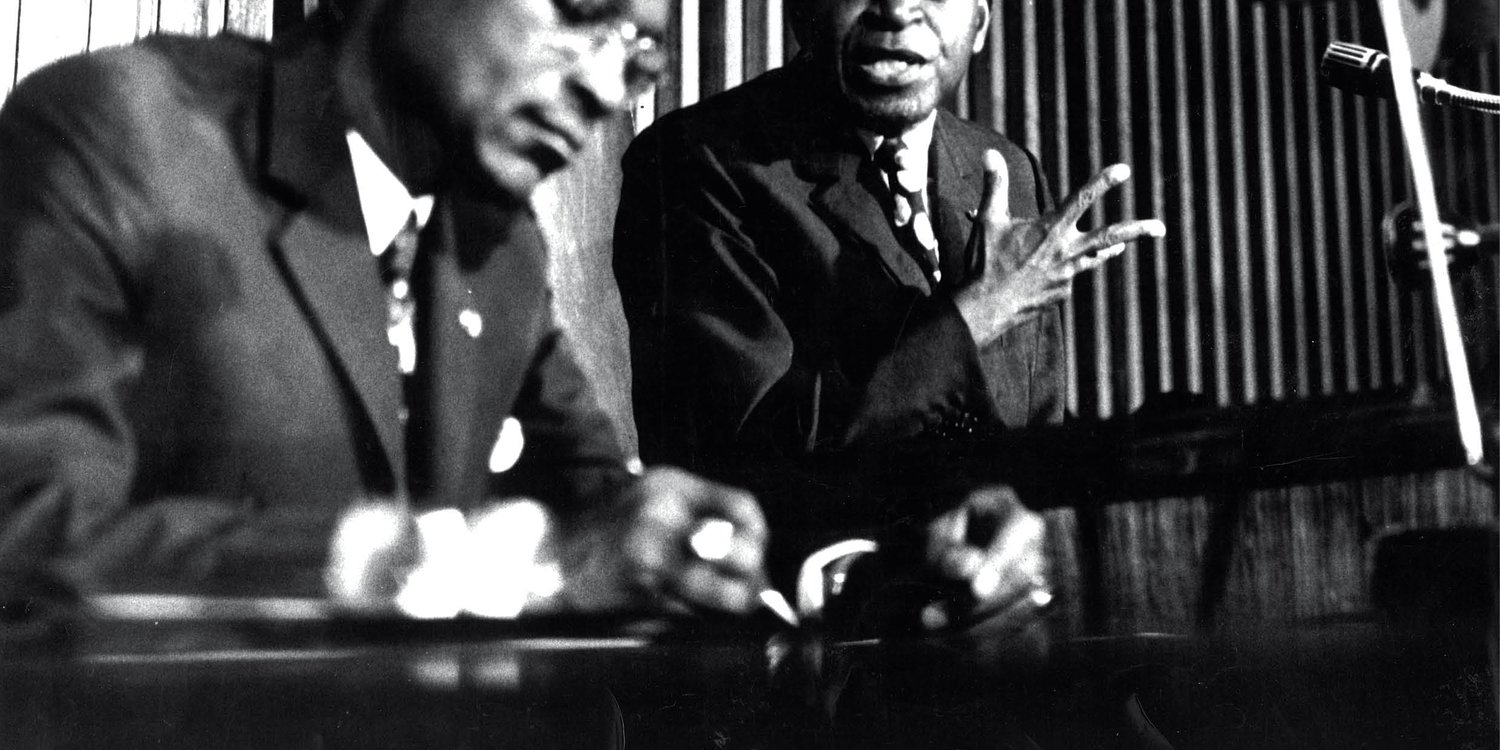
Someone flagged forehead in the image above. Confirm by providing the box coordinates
[617,0,670,29]
[554,0,670,32]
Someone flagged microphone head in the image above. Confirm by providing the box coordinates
[1321,41,1396,98]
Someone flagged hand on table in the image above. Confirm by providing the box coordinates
[920,485,1050,633]
[955,150,1166,348]
[557,466,769,615]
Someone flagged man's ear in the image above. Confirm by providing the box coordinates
[971,0,991,55]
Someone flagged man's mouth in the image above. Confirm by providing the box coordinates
[533,117,585,160]
[850,46,932,87]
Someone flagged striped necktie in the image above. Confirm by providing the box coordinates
[874,137,941,283]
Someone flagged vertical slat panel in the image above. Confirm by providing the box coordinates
[1019,0,1039,153]
[1197,0,1229,406]
[1170,0,1203,398]
[1300,6,1336,396]
[677,0,700,107]
[764,0,783,72]
[1277,4,1312,398]
[1143,0,1172,398]
[1251,6,1285,401]
[156,0,206,36]
[1046,1,1078,417]
[136,0,162,38]
[1375,102,1405,387]
[1226,2,1256,403]
[743,0,766,79]
[1325,11,1359,394]
[1113,0,1143,413]
[14,0,90,83]
[226,0,271,39]
[1346,12,1383,391]
[1082,0,1112,419]
[984,0,1005,134]
[89,2,143,50]
[721,0,743,92]
[0,0,20,98]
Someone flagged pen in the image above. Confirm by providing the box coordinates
[688,518,800,628]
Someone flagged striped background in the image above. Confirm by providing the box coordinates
[2,0,1495,634]
[648,0,1498,422]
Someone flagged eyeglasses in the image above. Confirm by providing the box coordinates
[544,16,669,105]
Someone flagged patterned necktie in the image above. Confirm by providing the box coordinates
[380,209,429,499]
[381,210,421,377]
[874,137,941,283]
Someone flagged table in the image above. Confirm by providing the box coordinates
[1,597,1493,749]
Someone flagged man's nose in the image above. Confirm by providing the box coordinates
[864,0,924,26]
[570,42,631,116]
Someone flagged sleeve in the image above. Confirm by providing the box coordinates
[613,122,1006,569]
[489,312,634,514]
[0,59,332,601]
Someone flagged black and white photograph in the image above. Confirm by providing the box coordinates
[0,0,1495,747]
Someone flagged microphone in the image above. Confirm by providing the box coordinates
[1321,41,1500,115]
[1382,203,1499,287]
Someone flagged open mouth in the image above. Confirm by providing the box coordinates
[850,46,932,87]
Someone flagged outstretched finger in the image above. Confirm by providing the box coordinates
[1067,218,1167,266]
[977,149,1010,226]
[1071,244,1126,273]
[1055,163,1133,229]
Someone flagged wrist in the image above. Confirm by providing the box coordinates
[953,287,1019,349]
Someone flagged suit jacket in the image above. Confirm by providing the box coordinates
[614,58,1063,568]
[0,25,627,596]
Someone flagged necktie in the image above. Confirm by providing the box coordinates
[874,137,941,283]
[381,210,421,377]
[379,209,432,500]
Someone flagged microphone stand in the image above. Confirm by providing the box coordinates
[1376,0,1486,467]
[1374,1,1500,728]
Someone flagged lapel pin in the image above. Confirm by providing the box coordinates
[458,309,483,338]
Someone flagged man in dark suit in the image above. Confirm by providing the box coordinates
[615,0,1165,626]
[0,0,767,616]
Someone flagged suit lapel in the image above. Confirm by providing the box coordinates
[798,142,933,292]
[931,112,984,288]
[263,25,408,488]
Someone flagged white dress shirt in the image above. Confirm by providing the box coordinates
[346,130,435,374]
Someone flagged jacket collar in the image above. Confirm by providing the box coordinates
[265,19,358,220]
[789,65,983,293]
[262,23,410,490]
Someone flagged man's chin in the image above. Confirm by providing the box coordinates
[471,147,548,205]
[842,88,938,134]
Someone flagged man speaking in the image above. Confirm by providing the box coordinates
[615,0,1166,628]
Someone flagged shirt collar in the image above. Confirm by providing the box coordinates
[345,130,436,256]
[857,110,938,176]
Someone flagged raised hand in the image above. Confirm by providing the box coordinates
[954,150,1167,348]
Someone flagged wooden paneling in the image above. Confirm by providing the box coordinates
[13,0,90,85]
[2,0,275,99]
[0,0,19,100]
